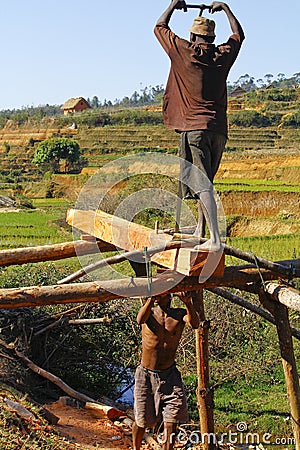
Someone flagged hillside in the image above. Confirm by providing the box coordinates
[0,96,300,448]
[0,84,299,191]
[0,123,299,183]
[0,88,299,238]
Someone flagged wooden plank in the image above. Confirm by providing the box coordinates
[173,247,225,277]
[67,208,173,266]
[66,209,224,277]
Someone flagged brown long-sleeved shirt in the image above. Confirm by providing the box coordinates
[154,23,243,137]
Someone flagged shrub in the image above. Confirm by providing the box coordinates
[33,138,81,173]
[279,110,300,127]
[110,109,163,126]
[246,87,297,102]
[229,110,272,127]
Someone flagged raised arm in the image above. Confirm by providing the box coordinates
[156,0,187,27]
[210,2,245,42]
[136,297,155,325]
[178,292,200,329]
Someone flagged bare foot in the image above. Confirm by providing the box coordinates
[193,239,224,252]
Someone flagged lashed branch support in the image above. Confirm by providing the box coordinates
[193,290,215,450]
[259,289,300,450]
[1,263,299,310]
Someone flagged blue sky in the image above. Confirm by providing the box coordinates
[2,0,299,110]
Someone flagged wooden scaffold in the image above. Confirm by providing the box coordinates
[0,208,300,449]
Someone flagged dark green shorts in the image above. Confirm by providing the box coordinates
[179,130,226,199]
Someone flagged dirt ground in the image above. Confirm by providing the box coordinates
[46,400,134,450]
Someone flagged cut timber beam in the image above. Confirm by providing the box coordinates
[66,209,224,277]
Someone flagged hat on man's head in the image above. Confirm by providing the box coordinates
[190,16,215,37]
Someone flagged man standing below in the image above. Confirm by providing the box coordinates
[132,293,199,450]
[154,1,245,251]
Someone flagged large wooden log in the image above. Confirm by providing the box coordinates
[0,239,115,267]
[85,402,124,420]
[0,264,296,310]
[66,208,225,277]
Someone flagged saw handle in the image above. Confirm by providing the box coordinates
[185,4,212,13]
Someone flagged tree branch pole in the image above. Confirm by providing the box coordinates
[0,338,125,419]
[0,239,116,267]
[0,264,298,310]
[33,317,112,337]
[58,239,194,284]
[173,234,300,278]
[208,287,300,341]
[58,234,300,285]
[0,230,297,282]
[193,290,215,450]
[0,339,95,403]
[264,282,300,311]
[258,291,300,450]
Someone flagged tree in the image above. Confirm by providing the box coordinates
[91,96,100,109]
[256,78,265,88]
[277,73,286,82]
[293,72,300,86]
[264,73,274,86]
[32,138,81,173]
[236,73,255,91]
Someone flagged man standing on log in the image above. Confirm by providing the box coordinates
[132,293,199,450]
[154,1,245,252]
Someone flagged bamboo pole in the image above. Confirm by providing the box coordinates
[193,290,215,450]
[259,291,300,449]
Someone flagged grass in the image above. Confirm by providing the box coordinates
[215,178,300,193]
[226,233,300,263]
[214,378,293,438]
[0,210,72,248]
[31,198,72,208]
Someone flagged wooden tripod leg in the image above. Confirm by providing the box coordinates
[192,290,215,450]
[175,181,182,233]
[259,290,300,450]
